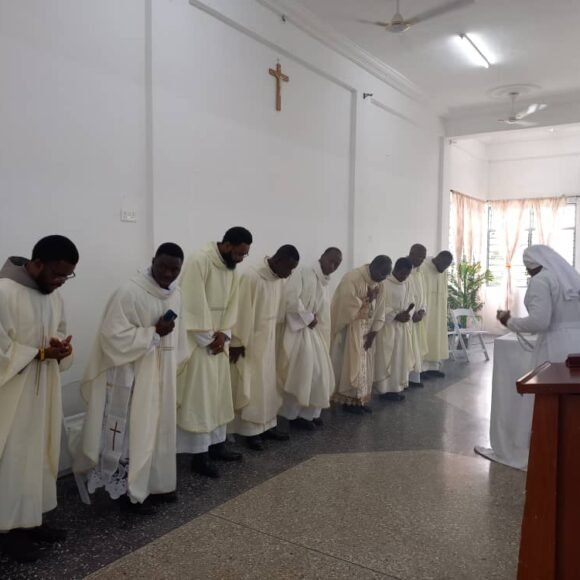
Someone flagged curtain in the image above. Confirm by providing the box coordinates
[450,190,486,263]
[532,196,567,245]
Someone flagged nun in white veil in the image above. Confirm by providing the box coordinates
[498,244,580,365]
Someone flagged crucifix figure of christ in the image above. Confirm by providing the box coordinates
[268,62,289,112]
[110,421,122,451]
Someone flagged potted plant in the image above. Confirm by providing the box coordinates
[448,261,493,345]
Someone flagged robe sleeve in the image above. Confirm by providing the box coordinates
[55,295,74,372]
[179,254,214,333]
[383,283,397,323]
[370,284,386,332]
[331,275,365,338]
[0,287,38,388]
[231,273,256,348]
[98,287,157,367]
[507,276,553,334]
[285,270,315,331]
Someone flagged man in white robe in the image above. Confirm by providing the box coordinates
[75,244,186,514]
[422,251,453,379]
[177,227,252,478]
[278,247,342,430]
[0,236,78,562]
[229,245,300,450]
[374,258,415,402]
[407,244,428,388]
[331,255,391,414]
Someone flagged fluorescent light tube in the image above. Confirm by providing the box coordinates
[459,33,491,68]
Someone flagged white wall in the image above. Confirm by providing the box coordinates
[447,139,489,200]
[488,134,580,199]
[0,0,445,438]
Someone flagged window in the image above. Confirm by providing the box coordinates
[486,200,577,288]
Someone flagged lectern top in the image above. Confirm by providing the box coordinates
[517,361,580,395]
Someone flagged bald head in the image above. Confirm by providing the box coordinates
[433,251,453,273]
[369,255,392,283]
[408,244,427,268]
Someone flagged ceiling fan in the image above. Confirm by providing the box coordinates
[498,92,548,127]
[362,0,475,33]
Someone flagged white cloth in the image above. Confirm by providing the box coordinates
[475,333,536,470]
[279,395,322,421]
[523,245,580,301]
[75,271,186,503]
[0,279,71,531]
[177,243,239,436]
[176,425,227,454]
[374,275,414,394]
[229,259,285,436]
[507,269,580,367]
[278,263,335,416]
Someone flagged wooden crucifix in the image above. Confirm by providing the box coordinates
[268,62,289,112]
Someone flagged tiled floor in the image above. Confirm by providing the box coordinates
[1,344,526,579]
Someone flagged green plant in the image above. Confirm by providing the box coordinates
[448,261,494,328]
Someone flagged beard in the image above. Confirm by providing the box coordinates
[221,252,237,270]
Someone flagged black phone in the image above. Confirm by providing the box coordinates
[163,309,178,322]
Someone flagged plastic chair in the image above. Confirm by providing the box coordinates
[449,308,490,362]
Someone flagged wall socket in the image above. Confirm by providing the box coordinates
[120,210,137,223]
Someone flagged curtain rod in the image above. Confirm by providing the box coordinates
[450,190,577,203]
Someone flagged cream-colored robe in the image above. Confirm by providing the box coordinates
[330,265,385,406]
[423,258,449,364]
[229,260,284,436]
[409,266,428,374]
[0,274,71,531]
[278,263,335,419]
[176,244,239,444]
[75,272,186,504]
[374,275,414,393]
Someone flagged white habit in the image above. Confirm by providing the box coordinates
[408,265,428,382]
[176,243,239,454]
[0,258,72,531]
[278,262,335,421]
[229,259,284,436]
[422,258,449,371]
[374,274,414,393]
[75,271,186,504]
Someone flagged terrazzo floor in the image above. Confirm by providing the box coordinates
[1,343,526,579]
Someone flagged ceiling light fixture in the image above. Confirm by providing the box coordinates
[458,33,491,68]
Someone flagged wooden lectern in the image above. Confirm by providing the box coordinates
[517,361,580,580]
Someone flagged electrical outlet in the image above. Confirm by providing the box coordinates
[120,210,137,223]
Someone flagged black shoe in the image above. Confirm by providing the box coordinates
[426,370,446,379]
[362,405,373,413]
[119,495,157,516]
[149,491,178,504]
[262,428,290,441]
[313,417,323,427]
[420,372,433,381]
[26,523,67,543]
[408,381,425,388]
[192,452,220,478]
[290,418,316,431]
[342,404,364,415]
[0,529,42,563]
[379,392,406,402]
[246,435,265,451]
[209,442,243,462]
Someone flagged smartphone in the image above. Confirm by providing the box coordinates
[163,309,178,322]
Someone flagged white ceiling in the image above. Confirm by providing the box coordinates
[467,122,580,144]
[293,0,580,112]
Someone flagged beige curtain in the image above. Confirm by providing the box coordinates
[532,196,567,245]
[491,200,527,309]
[450,190,486,263]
